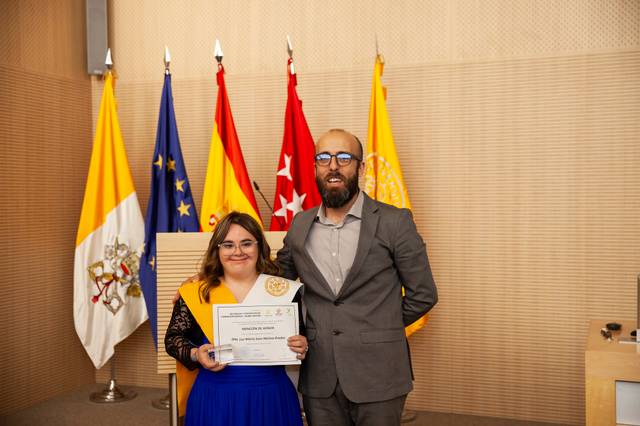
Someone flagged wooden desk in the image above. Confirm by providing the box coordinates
[585,319,640,426]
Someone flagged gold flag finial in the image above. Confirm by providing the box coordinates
[375,34,384,64]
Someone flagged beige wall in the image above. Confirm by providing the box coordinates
[1,0,637,423]
[98,2,639,424]
[0,0,95,416]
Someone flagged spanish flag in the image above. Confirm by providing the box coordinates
[74,72,148,369]
[200,63,261,231]
[365,55,427,337]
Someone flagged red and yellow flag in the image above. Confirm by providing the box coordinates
[200,64,261,230]
[365,55,427,337]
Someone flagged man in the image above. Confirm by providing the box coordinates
[277,128,438,426]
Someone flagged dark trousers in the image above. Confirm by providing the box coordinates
[303,381,407,426]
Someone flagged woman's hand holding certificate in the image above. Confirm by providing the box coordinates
[193,343,227,372]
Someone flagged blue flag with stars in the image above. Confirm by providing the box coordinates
[140,73,199,346]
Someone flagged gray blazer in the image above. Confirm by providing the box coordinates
[277,193,438,403]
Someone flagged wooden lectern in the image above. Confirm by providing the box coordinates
[585,319,640,426]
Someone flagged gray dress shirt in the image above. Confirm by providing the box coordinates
[304,191,364,295]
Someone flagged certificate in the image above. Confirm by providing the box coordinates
[212,303,300,366]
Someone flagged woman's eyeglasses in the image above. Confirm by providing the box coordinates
[217,240,259,253]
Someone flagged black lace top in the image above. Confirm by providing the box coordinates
[164,297,203,370]
[165,288,305,370]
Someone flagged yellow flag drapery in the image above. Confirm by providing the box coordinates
[74,72,147,368]
[365,55,428,337]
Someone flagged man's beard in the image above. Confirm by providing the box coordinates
[316,172,359,208]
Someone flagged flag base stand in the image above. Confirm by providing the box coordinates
[90,358,136,403]
[90,378,137,403]
[152,393,170,410]
[401,408,417,423]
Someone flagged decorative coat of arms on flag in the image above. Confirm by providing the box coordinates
[87,237,142,314]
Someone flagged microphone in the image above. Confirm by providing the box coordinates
[252,181,286,229]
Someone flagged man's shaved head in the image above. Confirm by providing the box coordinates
[316,129,363,160]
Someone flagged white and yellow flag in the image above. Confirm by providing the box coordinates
[74,72,147,369]
[365,55,427,336]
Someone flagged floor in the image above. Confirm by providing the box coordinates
[0,384,572,426]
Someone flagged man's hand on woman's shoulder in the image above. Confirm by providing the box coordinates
[171,273,202,304]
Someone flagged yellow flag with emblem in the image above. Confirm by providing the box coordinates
[74,72,147,368]
[365,55,427,337]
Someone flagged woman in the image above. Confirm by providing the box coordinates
[165,212,307,426]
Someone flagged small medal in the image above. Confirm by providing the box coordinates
[265,277,290,296]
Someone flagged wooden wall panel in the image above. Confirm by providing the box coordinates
[0,0,95,415]
[96,1,640,424]
[0,0,88,80]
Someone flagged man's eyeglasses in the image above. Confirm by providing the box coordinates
[217,240,259,253]
[314,152,361,167]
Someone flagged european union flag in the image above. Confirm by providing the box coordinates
[140,73,199,346]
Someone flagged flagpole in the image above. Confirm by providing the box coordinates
[372,37,417,423]
[152,46,172,412]
[88,49,136,404]
[168,373,179,425]
[285,36,306,423]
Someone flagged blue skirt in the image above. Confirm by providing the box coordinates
[185,365,302,426]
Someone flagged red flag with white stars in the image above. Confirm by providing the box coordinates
[270,59,321,230]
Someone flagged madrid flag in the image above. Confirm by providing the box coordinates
[200,64,261,230]
[74,72,147,369]
[364,55,427,336]
[270,59,321,230]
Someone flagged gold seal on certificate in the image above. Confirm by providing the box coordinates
[264,277,290,296]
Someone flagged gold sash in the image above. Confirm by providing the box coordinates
[176,281,237,417]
